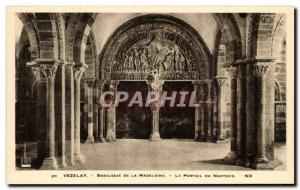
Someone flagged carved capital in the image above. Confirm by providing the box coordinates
[226,66,239,79]
[215,76,227,88]
[73,63,88,81]
[40,63,58,79]
[253,61,272,77]
[84,77,96,88]
[150,101,160,111]
[108,80,119,91]
[31,66,42,80]
[65,62,75,68]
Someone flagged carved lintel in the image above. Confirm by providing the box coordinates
[215,76,227,88]
[73,63,88,81]
[226,66,239,79]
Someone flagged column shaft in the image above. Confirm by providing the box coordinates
[85,78,95,143]
[40,63,59,170]
[73,63,88,164]
[65,63,75,166]
[224,66,238,163]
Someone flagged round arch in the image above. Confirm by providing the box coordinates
[99,14,212,81]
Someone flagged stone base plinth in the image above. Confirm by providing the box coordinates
[74,154,86,164]
[215,138,229,144]
[67,160,75,166]
[256,159,282,170]
[99,137,106,143]
[40,157,58,170]
[85,137,95,144]
[150,132,161,141]
[223,151,237,165]
[198,135,207,142]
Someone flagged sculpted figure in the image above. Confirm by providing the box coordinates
[128,51,134,71]
[133,48,141,72]
[123,55,129,71]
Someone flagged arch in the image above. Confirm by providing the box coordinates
[250,13,277,58]
[99,14,212,81]
[17,13,40,60]
[83,31,98,78]
[65,13,97,63]
[212,13,244,63]
[17,13,65,61]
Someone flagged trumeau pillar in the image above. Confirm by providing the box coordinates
[106,80,119,142]
[38,60,59,170]
[147,79,164,141]
[253,59,276,169]
[98,80,106,142]
[224,65,238,164]
[73,63,88,164]
[215,76,227,141]
[84,77,96,144]
[65,62,75,166]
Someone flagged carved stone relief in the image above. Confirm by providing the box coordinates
[100,16,210,81]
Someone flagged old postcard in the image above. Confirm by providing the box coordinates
[6,6,294,184]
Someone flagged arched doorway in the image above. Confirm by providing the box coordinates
[159,81,195,139]
[99,14,211,141]
[116,81,151,139]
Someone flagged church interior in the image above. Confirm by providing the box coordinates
[15,13,287,170]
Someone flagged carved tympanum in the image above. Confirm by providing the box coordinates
[100,15,210,81]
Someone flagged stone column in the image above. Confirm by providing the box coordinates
[39,62,59,170]
[224,65,238,164]
[106,80,119,142]
[215,76,227,141]
[206,80,214,142]
[245,60,257,167]
[65,62,75,166]
[150,101,161,141]
[84,78,96,143]
[253,60,274,166]
[236,62,247,165]
[199,102,207,141]
[192,81,201,140]
[98,80,106,142]
[147,79,163,141]
[31,66,47,166]
[93,82,99,142]
[73,63,88,164]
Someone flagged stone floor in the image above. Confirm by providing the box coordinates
[61,139,286,170]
